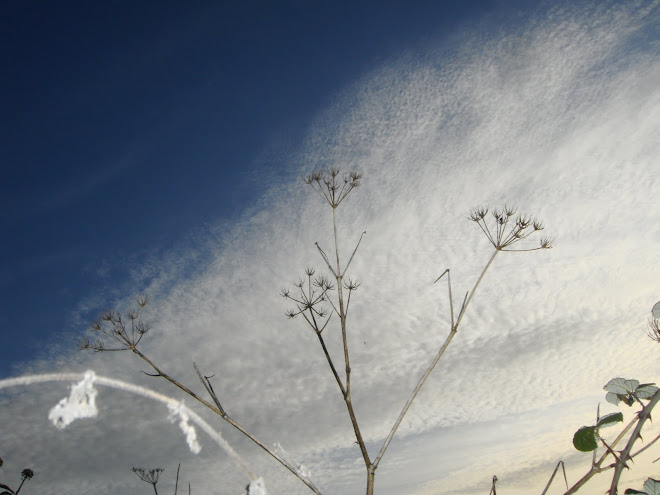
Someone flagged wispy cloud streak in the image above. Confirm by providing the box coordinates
[2,2,659,494]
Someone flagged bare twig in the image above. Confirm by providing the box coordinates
[372,248,499,471]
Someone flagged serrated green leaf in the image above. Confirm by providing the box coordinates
[604,378,640,395]
[643,478,660,495]
[606,391,621,406]
[652,301,660,319]
[597,412,623,428]
[636,384,659,400]
[573,426,598,452]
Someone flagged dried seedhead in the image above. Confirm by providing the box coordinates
[304,168,363,208]
[281,269,334,333]
[132,467,163,486]
[469,205,554,252]
[344,278,361,291]
[79,295,151,352]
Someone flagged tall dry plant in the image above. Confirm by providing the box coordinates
[81,170,554,494]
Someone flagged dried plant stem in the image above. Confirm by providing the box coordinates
[315,331,346,396]
[131,348,323,495]
[540,462,567,495]
[372,248,499,471]
[330,205,372,478]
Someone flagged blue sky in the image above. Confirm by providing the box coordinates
[1,2,659,495]
[1,0,514,378]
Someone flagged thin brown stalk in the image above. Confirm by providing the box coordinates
[131,348,324,495]
[372,249,499,470]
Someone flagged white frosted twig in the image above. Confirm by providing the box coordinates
[0,371,257,479]
[273,442,312,481]
[168,401,201,454]
[48,370,99,429]
[247,478,267,495]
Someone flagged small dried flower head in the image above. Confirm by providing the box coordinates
[304,171,323,184]
[313,275,334,291]
[285,309,297,319]
[469,207,488,222]
[133,467,163,485]
[304,267,315,277]
[539,236,554,249]
[492,209,506,224]
[90,321,102,332]
[344,278,361,291]
[135,321,150,335]
[533,219,544,231]
[21,468,34,480]
[0,457,4,468]
[101,311,115,321]
[127,309,139,320]
[280,288,290,298]
[516,216,531,229]
[136,295,149,307]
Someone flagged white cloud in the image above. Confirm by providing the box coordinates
[2,2,659,494]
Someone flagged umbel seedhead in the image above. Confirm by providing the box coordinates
[304,168,363,208]
[469,205,554,251]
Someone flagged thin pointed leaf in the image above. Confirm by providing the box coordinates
[624,490,645,494]
[597,412,624,428]
[573,426,598,452]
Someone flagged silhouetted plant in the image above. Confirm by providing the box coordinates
[0,458,34,495]
[82,170,553,494]
[132,464,195,495]
[133,467,164,494]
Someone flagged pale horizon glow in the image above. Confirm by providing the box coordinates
[1,2,659,494]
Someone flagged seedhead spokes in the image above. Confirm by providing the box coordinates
[79,295,151,352]
[304,168,363,208]
[469,205,554,251]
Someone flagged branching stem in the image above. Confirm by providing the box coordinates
[372,248,499,470]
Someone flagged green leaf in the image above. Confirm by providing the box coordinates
[573,426,598,452]
[606,391,621,406]
[624,490,645,495]
[652,301,660,319]
[604,378,640,395]
[636,384,659,400]
[597,412,623,428]
[643,478,660,495]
